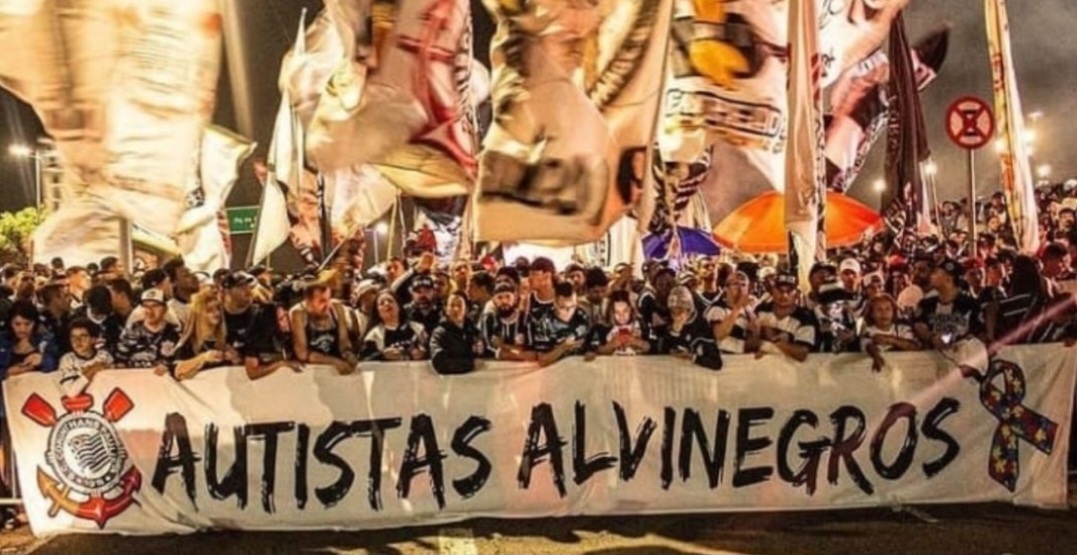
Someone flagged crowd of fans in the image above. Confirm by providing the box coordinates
[0,182,1075,526]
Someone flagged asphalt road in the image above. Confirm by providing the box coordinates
[2,490,1075,555]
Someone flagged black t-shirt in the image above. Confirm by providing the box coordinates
[175,337,229,370]
[525,306,590,354]
[480,309,524,357]
[225,304,277,358]
[915,291,982,344]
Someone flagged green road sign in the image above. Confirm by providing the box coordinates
[227,206,259,235]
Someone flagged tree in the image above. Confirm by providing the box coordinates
[0,207,45,265]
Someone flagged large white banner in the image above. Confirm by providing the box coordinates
[4,345,1074,536]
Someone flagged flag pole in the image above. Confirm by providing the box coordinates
[246,173,269,269]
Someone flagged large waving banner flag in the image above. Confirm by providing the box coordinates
[785,0,826,288]
[659,0,910,193]
[2,1,222,266]
[304,0,480,199]
[174,127,256,273]
[476,0,674,244]
[985,0,1039,253]
[882,13,932,236]
[4,346,1074,535]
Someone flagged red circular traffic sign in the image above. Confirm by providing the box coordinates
[946,96,995,150]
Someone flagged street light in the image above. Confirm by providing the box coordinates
[873,179,886,193]
[8,143,42,208]
[8,144,32,158]
[1037,164,1052,180]
[924,161,938,177]
[374,222,388,235]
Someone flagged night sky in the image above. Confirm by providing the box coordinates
[1,0,1074,219]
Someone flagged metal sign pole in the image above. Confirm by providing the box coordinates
[967,149,977,249]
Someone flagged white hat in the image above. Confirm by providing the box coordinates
[140,288,166,305]
[354,279,380,298]
[839,258,862,275]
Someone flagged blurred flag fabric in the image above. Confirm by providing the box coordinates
[2,1,221,265]
[305,0,481,199]
[476,0,674,244]
[882,12,933,236]
[985,0,1039,253]
[659,0,909,193]
[175,126,256,273]
[784,0,826,288]
[826,27,949,194]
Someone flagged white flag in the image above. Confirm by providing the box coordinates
[985,0,1039,253]
[785,0,825,288]
[250,95,300,266]
[175,126,256,273]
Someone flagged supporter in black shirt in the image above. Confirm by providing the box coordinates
[173,290,238,380]
[481,280,529,360]
[466,271,495,326]
[638,266,674,341]
[405,273,443,336]
[37,283,71,353]
[430,292,484,375]
[658,285,722,370]
[114,289,181,372]
[221,272,296,380]
[362,290,428,361]
[526,281,590,366]
[75,285,124,354]
[914,259,982,350]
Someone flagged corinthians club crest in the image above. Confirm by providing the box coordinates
[21,389,142,528]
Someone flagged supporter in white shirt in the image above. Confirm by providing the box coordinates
[57,318,114,396]
[859,295,920,372]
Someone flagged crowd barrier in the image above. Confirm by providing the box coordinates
[3,345,1074,536]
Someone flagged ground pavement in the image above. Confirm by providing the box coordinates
[0,484,1074,555]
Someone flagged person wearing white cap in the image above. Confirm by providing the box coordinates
[660,285,722,370]
[114,288,182,373]
[350,279,381,341]
[838,258,863,299]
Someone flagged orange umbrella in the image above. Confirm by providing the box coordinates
[713,191,883,253]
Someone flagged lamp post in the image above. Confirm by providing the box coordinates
[373,221,389,266]
[7,143,42,209]
[872,178,886,210]
[924,160,941,235]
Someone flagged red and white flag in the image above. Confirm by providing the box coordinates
[785,0,826,288]
[985,0,1039,253]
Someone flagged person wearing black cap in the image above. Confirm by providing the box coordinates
[804,262,836,311]
[219,271,289,379]
[913,259,982,350]
[405,273,444,336]
[746,273,819,362]
[480,281,529,361]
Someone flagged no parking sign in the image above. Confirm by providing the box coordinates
[946,96,995,150]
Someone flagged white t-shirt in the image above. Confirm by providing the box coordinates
[57,349,114,396]
[859,323,917,352]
